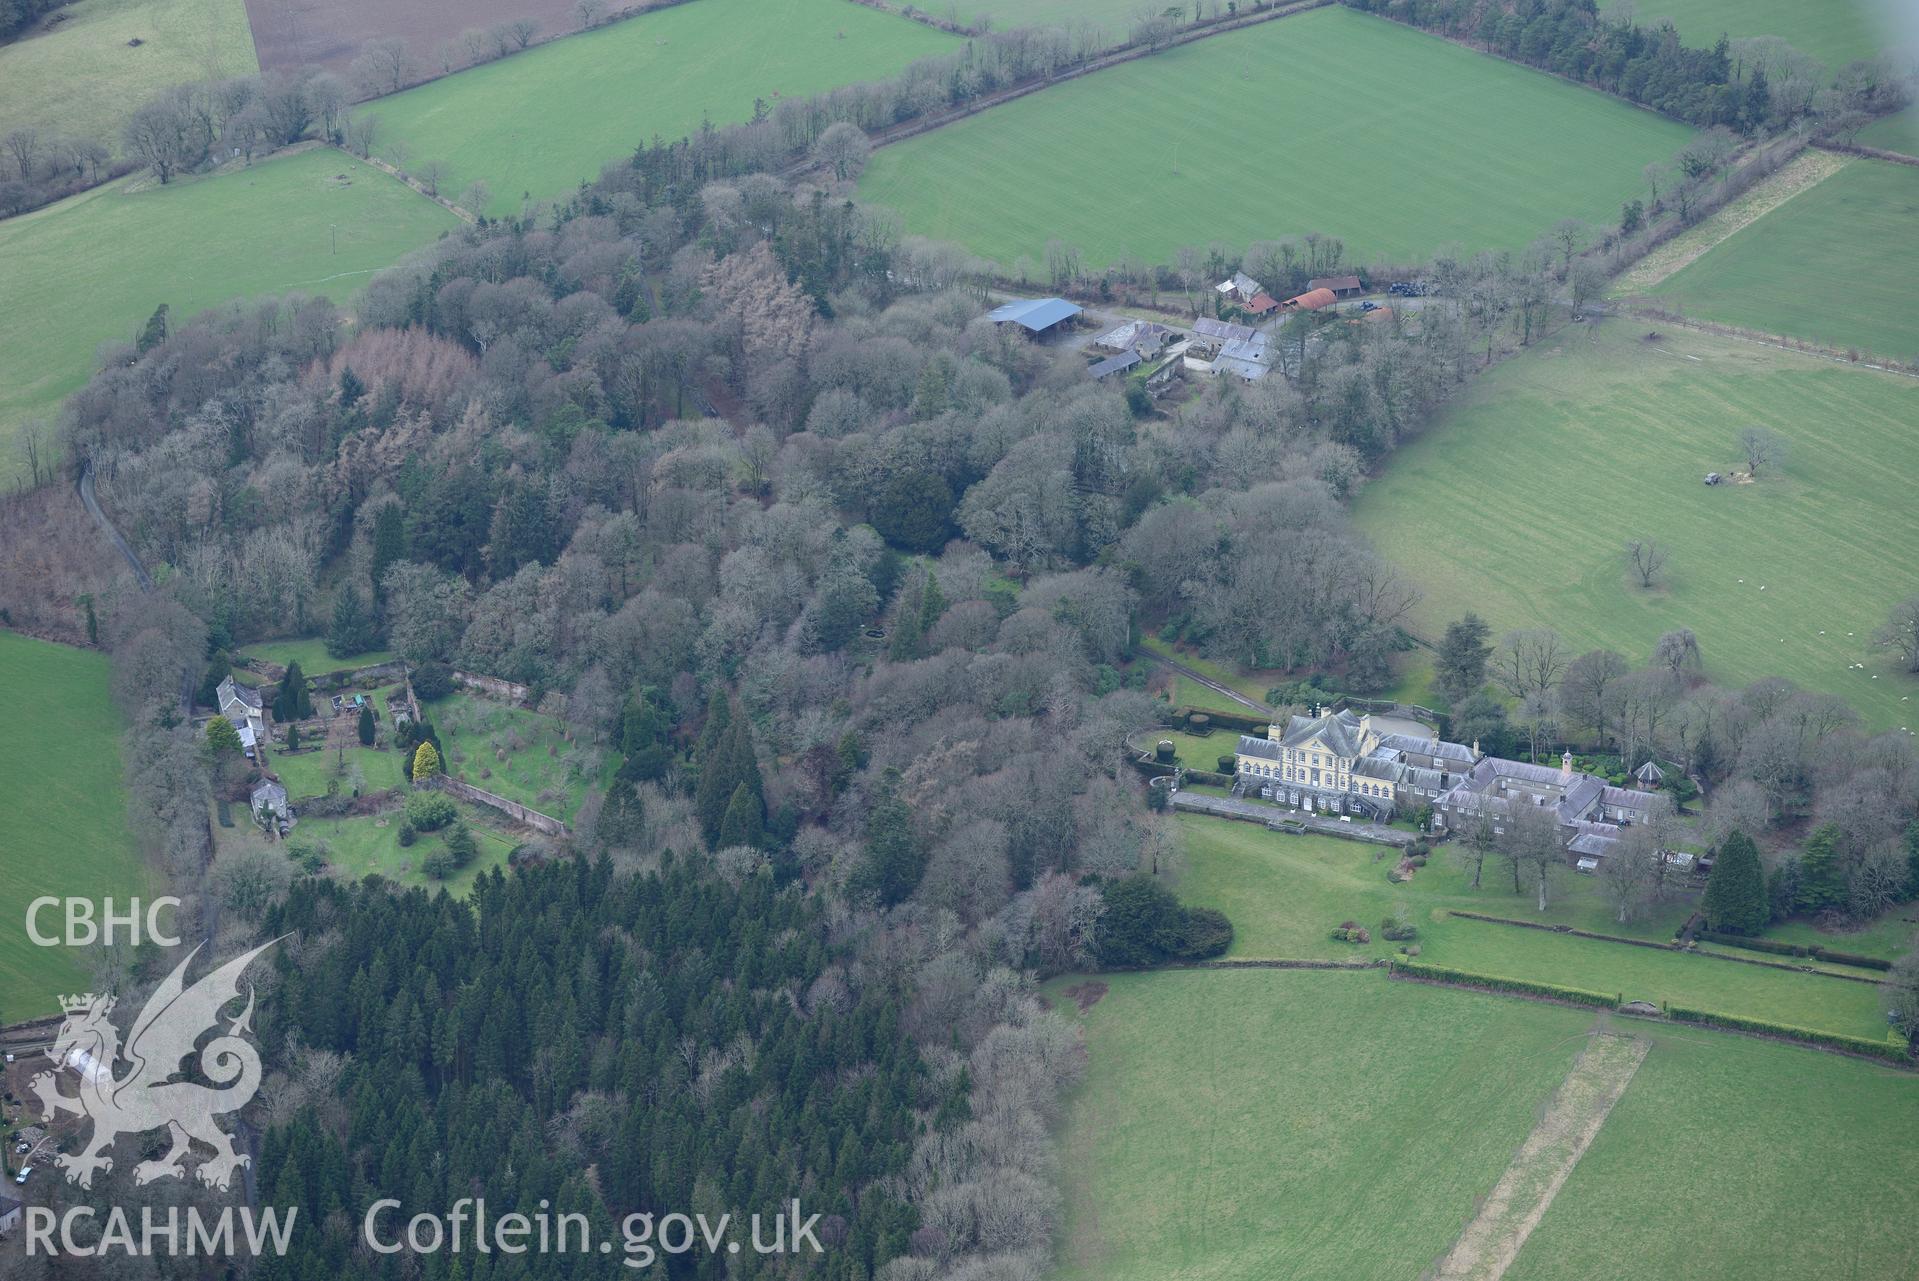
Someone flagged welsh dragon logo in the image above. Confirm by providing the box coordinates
[31,939,279,1190]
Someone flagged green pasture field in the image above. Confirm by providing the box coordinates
[1650,158,1919,359]
[858,5,1692,267]
[1175,815,1897,1039]
[238,635,397,676]
[1351,321,1919,733]
[0,632,149,1017]
[1857,102,1919,156]
[286,807,514,898]
[0,0,257,153]
[434,692,606,820]
[269,744,408,802]
[1051,966,1919,1281]
[1631,0,1897,73]
[1048,967,1598,1281]
[369,0,955,217]
[0,147,458,483]
[1505,1028,1919,1280]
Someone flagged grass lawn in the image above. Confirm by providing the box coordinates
[1630,0,1898,73]
[1049,967,1598,1281]
[1174,815,1895,1039]
[1129,726,1240,771]
[287,807,514,898]
[0,0,257,152]
[1351,320,1919,733]
[1649,158,1919,359]
[0,146,458,483]
[1505,1027,1919,1281]
[238,635,396,676]
[0,632,149,1017]
[369,0,955,216]
[1857,102,1919,156]
[858,6,1692,267]
[433,692,605,820]
[269,743,408,802]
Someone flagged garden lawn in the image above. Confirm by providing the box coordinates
[238,635,396,676]
[289,808,513,898]
[858,5,1691,267]
[1351,321,1919,733]
[0,632,148,1017]
[1049,967,1598,1281]
[1175,815,1894,1039]
[432,692,605,820]
[1128,727,1239,771]
[0,0,256,152]
[269,744,408,802]
[0,146,458,483]
[1649,158,1919,359]
[1629,0,1897,73]
[1505,1028,1919,1281]
[369,0,955,216]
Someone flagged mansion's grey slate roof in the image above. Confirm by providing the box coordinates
[1377,733,1475,764]
[1237,734,1280,761]
[1478,757,1571,787]
[1601,786,1656,811]
[1352,757,1400,782]
[1398,765,1448,792]
[1279,709,1364,757]
[1558,775,1604,821]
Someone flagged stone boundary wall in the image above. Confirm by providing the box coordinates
[427,774,569,837]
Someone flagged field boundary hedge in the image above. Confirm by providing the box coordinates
[1447,910,1676,950]
[1184,957,1383,971]
[828,0,1334,165]
[1663,1005,1911,1066]
[1451,912,1886,984]
[1693,930,1894,971]
[1387,958,1620,1009]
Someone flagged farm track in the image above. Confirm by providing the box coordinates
[1431,1029,1648,1281]
[1612,149,1850,294]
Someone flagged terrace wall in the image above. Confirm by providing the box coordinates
[427,775,569,837]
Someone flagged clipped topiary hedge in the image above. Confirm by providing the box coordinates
[1695,930,1808,957]
[1695,932,1895,971]
[1388,959,1619,1008]
[1810,947,1893,972]
[1664,1006,1911,1063]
